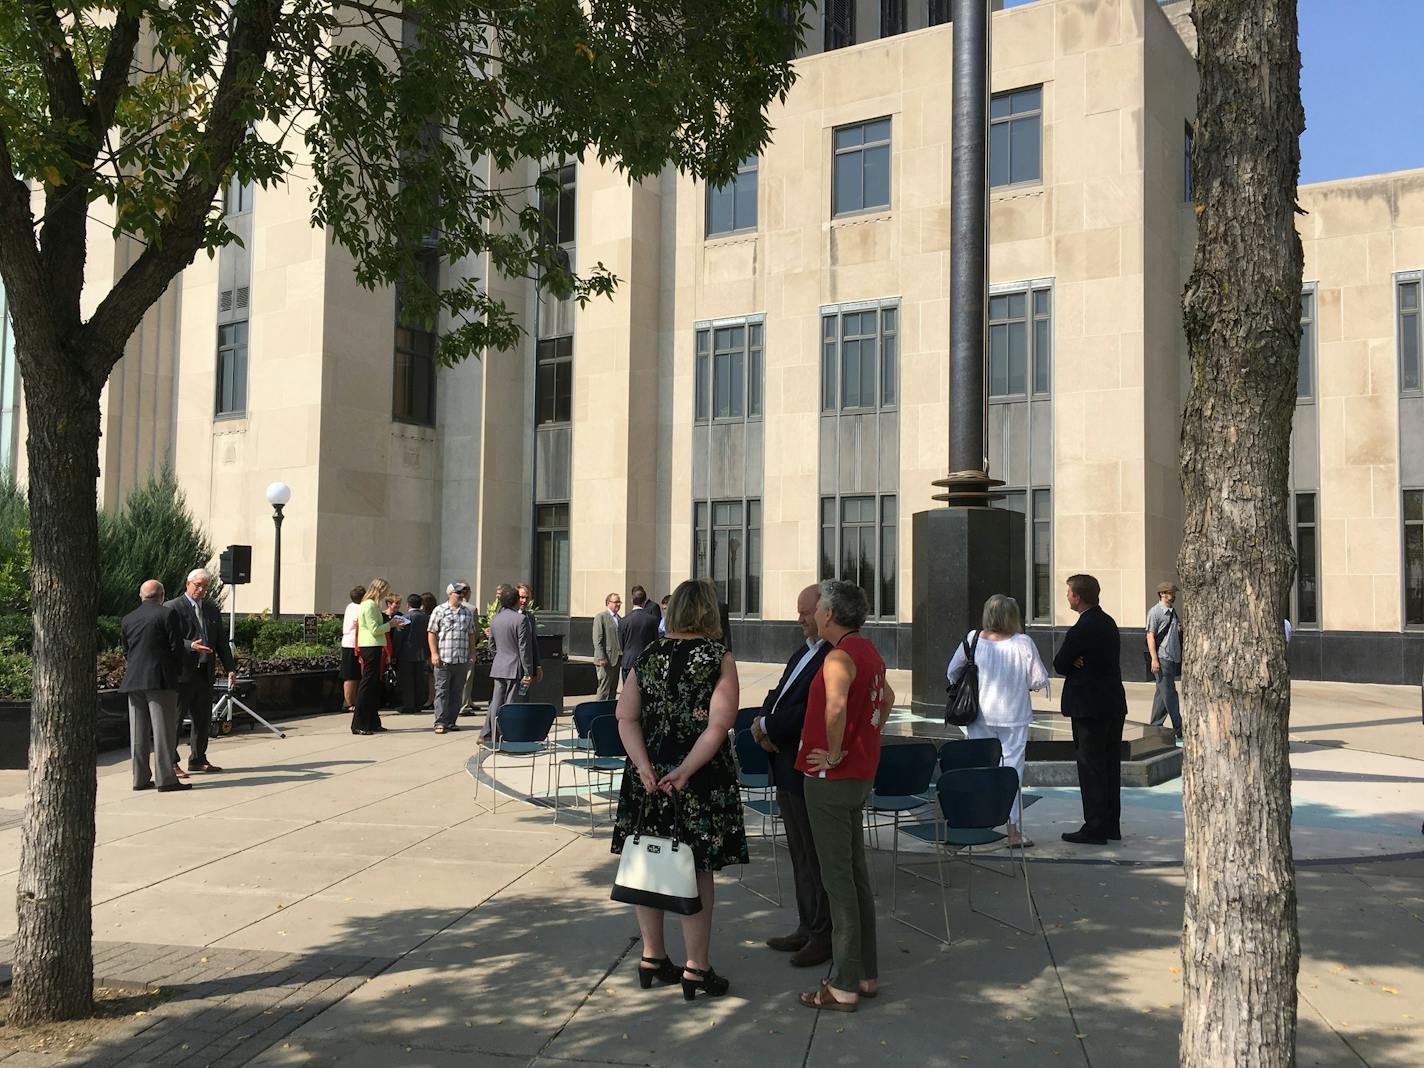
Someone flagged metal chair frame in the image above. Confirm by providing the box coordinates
[552,702,619,828]
[476,703,557,815]
[730,728,782,907]
[556,715,626,833]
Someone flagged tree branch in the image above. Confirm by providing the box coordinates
[81,0,284,371]
[89,10,143,143]
[27,2,88,132]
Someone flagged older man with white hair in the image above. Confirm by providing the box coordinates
[165,568,237,774]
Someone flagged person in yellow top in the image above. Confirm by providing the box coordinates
[353,578,406,735]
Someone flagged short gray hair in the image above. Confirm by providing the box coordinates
[187,568,211,584]
[981,594,1023,635]
[818,579,869,630]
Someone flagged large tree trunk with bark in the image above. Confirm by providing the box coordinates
[1178,2,1304,1065]
[9,357,104,1025]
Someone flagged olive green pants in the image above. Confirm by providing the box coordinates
[804,775,877,991]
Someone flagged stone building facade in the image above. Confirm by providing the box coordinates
[9,0,1424,682]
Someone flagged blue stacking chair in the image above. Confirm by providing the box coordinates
[553,703,620,828]
[900,766,1038,944]
[581,715,628,830]
[732,728,782,906]
[933,735,1023,878]
[868,741,938,916]
[478,703,557,814]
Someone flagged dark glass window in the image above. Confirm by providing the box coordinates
[821,305,899,412]
[540,163,576,246]
[989,87,1043,188]
[821,494,896,618]
[694,322,762,422]
[825,0,856,50]
[222,175,254,216]
[393,247,439,425]
[833,118,891,216]
[536,336,573,425]
[990,287,1051,398]
[534,504,570,615]
[1294,493,1318,627]
[1298,290,1315,400]
[216,321,248,416]
[992,487,1052,623]
[1405,490,1424,626]
[927,0,950,26]
[691,498,761,616]
[706,156,759,236]
[1400,280,1421,393]
[880,0,906,37]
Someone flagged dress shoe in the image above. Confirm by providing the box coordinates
[1061,829,1108,845]
[190,762,224,773]
[158,782,193,792]
[173,765,190,779]
[766,932,809,953]
[790,938,833,968]
[132,782,155,792]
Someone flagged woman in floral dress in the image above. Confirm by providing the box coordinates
[612,578,746,1000]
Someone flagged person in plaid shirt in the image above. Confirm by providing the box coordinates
[427,582,478,734]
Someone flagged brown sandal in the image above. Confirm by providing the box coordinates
[798,980,858,1013]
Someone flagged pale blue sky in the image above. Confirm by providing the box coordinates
[996,0,1424,184]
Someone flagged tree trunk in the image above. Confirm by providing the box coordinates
[9,357,103,1025]
[1179,2,1304,1066]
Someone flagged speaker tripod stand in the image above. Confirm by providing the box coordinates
[210,682,285,739]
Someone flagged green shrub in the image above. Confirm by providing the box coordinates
[0,613,30,654]
[97,469,221,618]
[233,614,268,652]
[270,642,335,660]
[95,615,123,652]
[0,526,30,613]
[252,618,303,658]
[316,615,343,646]
[0,638,32,701]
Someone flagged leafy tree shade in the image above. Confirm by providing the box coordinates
[1178,2,1304,1064]
[96,470,220,618]
[0,0,807,1023]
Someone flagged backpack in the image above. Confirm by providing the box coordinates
[944,631,982,728]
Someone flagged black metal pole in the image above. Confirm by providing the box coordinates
[271,503,284,617]
[938,0,995,505]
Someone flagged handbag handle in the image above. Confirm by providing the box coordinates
[631,787,682,852]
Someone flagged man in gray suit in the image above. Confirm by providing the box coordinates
[482,583,538,743]
[120,580,188,791]
[592,592,622,701]
[165,567,237,774]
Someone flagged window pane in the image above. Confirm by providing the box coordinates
[834,150,862,215]
[707,185,734,236]
[989,121,1010,188]
[730,348,744,417]
[1034,316,1051,393]
[749,344,762,417]
[1007,293,1026,319]
[746,522,761,616]
[1401,282,1419,311]
[1403,307,1421,392]
[1408,524,1424,626]
[695,350,709,420]
[1406,490,1424,523]
[1034,290,1051,317]
[734,168,757,230]
[863,144,890,210]
[822,337,837,410]
[989,323,1009,396]
[881,331,897,405]
[1013,87,1042,115]
[713,353,730,417]
[1296,493,1316,524]
[865,118,891,144]
[1008,320,1027,395]
[1298,317,1314,398]
[861,332,876,404]
[843,338,862,407]
[1009,115,1041,184]
[834,124,863,151]
[879,496,896,618]
[1296,524,1317,626]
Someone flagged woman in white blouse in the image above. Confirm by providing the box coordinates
[946,594,1050,847]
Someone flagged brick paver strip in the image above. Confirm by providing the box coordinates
[0,941,392,1068]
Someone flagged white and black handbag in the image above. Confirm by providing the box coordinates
[611,793,702,915]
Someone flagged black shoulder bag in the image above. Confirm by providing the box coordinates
[944,631,982,728]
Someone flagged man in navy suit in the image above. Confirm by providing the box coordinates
[750,584,832,966]
[1053,573,1129,845]
[618,585,661,680]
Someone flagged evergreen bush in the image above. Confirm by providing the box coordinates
[97,469,220,617]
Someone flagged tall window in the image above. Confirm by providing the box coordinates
[393,247,438,425]
[880,0,906,37]
[707,156,758,236]
[1400,278,1421,393]
[990,87,1043,188]
[535,503,570,614]
[927,0,950,25]
[215,321,248,416]
[692,499,761,616]
[694,319,763,422]
[821,303,898,412]
[1406,491,1424,626]
[536,336,572,425]
[1293,493,1318,627]
[992,489,1053,624]
[222,175,254,216]
[832,118,891,217]
[820,494,897,618]
[540,163,576,246]
[1298,289,1316,400]
[825,0,855,50]
[989,286,1051,398]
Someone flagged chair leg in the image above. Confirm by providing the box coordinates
[891,819,952,946]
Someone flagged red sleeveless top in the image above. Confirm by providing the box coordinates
[796,634,888,781]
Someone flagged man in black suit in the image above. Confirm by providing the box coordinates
[397,593,429,714]
[618,585,661,680]
[120,580,189,792]
[1053,573,1129,845]
[750,584,832,966]
[165,567,237,774]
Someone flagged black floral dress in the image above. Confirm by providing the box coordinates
[611,638,748,873]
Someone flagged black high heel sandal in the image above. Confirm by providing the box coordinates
[681,965,730,1001]
[636,956,680,989]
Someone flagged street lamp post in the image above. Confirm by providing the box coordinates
[265,482,292,616]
